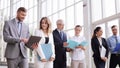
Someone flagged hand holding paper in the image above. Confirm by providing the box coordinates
[26,36,41,50]
[66,40,88,49]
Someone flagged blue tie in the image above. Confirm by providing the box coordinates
[60,31,63,40]
[115,36,118,44]
[18,22,22,36]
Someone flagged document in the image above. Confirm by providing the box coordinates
[100,46,106,58]
[37,44,53,61]
[26,36,41,50]
[66,40,88,49]
[113,43,120,52]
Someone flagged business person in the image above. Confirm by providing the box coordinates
[53,19,67,68]
[70,25,86,68]
[3,7,30,68]
[34,17,55,68]
[91,26,109,68]
[107,25,120,68]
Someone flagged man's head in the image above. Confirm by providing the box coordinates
[74,25,82,35]
[111,25,118,35]
[56,19,64,31]
[16,7,27,22]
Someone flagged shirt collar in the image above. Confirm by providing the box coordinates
[15,18,22,24]
[57,29,63,33]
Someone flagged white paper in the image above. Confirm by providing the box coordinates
[100,46,106,58]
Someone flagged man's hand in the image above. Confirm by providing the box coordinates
[76,46,85,50]
[63,42,68,47]
[66,48,72,52]
[21,38,28,43]
[31,43,38,49]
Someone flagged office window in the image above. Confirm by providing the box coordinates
[75,2,83,25]
[91,0,102,22]
[52,0,58,13]
[59,0,65,10]
[66,0,74,7]
[59,10,66,24]
[52,14,58,29]
[117,0,120,13]
[28,0,34,8]
[41,2,47,17]
[104,0,116,17]
[47,0,52,16]
[66,6,74,30]
[24,0,29,9]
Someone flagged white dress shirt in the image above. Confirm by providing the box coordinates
[70,35,86,60]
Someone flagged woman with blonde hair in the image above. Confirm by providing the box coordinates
[34,17,55,68]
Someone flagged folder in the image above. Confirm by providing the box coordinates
[113,43,120,52]
[100,46,106,58]
[37,43,53,61]
[26,36,41,50]
[66,40,88,49]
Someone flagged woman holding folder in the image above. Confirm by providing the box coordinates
[34,17,55,68]
[91,26,109,68]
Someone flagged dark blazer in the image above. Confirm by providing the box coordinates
[91,37,109,60]
[53,29,67,68]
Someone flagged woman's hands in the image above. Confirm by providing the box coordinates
[101,57,107,62]
[49,57,55,61]
[41,59,47,62]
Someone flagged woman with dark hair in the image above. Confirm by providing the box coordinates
[91,27,109,68]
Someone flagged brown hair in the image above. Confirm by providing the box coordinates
[111,25,117,29]
[39,17,52,33]
[92,26,101,38]
[17,7,27,12]
[75,25,82,29]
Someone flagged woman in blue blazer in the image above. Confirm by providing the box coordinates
[91,27,109,68]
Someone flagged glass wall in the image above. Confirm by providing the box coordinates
[0,0,84,65]
[90,0,120,68]
[40,0,83,37]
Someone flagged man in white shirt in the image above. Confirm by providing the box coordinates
[70,25,86,68]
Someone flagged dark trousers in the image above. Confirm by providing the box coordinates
[110,54,120,68]
[54,60,66,68]
[93,57,105,68]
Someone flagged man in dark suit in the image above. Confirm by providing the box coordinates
[53,19,68,68]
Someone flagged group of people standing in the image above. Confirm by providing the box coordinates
[3,7,86,68]
[91,25,120,68]
[3,7,120,68]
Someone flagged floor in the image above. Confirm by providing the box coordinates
[0,66,7,68]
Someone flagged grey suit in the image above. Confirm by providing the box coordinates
[3,18,30,68]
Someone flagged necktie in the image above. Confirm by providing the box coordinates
[60,31,63,40]
[18,22,22,36]
[115,36,118,44]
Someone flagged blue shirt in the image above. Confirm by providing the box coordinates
[107,35,120,54]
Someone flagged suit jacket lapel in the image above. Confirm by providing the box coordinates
[55,29,62,40]
[95,37,101,47]
[12,19,19,37]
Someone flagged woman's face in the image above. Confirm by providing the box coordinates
[96,29,103,37]
[41,19,48,30]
